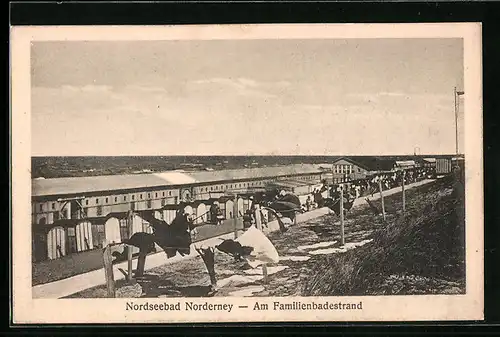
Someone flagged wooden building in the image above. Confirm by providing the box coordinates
[32,164,324,261]
[330,157,371,183]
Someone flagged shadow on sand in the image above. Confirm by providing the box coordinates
[136,273,216,298]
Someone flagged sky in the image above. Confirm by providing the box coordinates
[31,38,464,156]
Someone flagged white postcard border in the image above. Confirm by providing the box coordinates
[11,23,483,323]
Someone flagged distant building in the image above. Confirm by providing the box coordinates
[394,160,417,170]
[329,157,371,183]
[420,158,437,169]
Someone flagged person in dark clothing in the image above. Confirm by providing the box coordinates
[242,209,254,229]
[123,208,193,262]
[305,196,312,211]
[331,186,341,200]
[209,202,222,225]
[170,209,193,233]
[265,190,302,225]
[215,239,254,261]
[312,189,322,207]
[154,207,193,257]
[276,190,301,207]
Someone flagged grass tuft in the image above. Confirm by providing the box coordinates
[302,173,466,296]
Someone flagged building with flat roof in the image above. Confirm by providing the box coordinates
[31,164,324,262]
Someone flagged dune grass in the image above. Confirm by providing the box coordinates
[303,173,466,296]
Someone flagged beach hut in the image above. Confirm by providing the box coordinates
[184,204,193,216]
[47,226,66,260]
[218,201,226,220]
[196,202,207,224]
[237,197,244,217]
[225,199,234,219]
[75,220,94,252]
[104,217,121,245]
[164,209,176,225]
[131,213,143,234]
[141,218,153,234]
[162,204,179,225]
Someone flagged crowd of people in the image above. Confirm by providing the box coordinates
[305,167,435,212]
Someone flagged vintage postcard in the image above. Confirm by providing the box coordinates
[11,23,483,324]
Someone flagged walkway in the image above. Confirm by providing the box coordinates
[264,179,435,233]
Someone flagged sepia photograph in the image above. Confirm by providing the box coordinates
[11,23,483,323]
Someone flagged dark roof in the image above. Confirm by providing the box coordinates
[331,157,372,171]
[88,212,129,224]
[137,211,168,227]
[51,212,129,227]
[161,204,182,211]
[341,157,396,171]
[199,198,220,204]
[51,219,79,227]
[218,196,236,203]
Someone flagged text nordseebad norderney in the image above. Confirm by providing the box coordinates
[125,301,363,312]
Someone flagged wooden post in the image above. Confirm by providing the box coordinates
[196,247,217,287]
[340,185,345,246]
[126,211,133,283]
[102,245,116,298]
[454,86,459,155]
[331,165,335,192]
[135,250,147,277]
[402,170,406,213]
[254,204,268,282]
[233,194,239,239]
[378,179,386,221]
